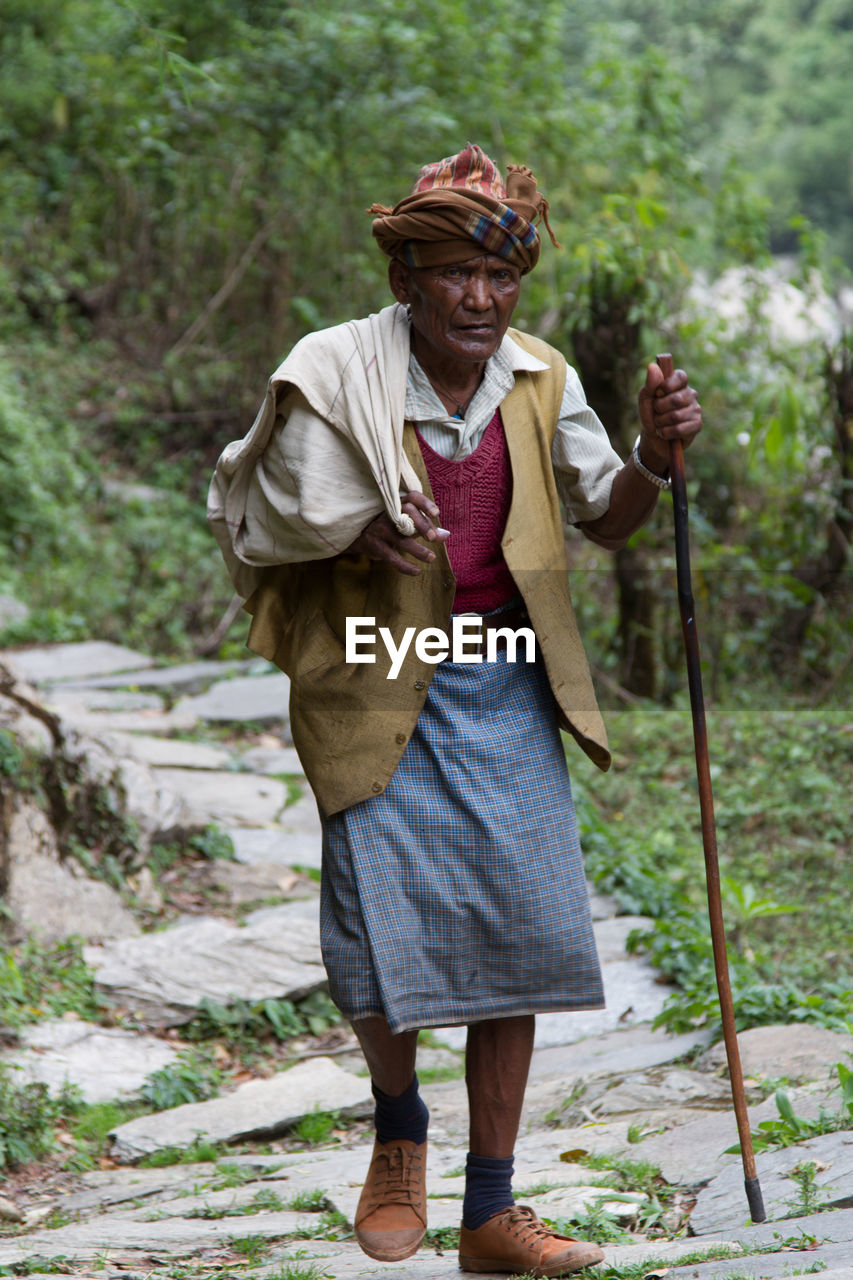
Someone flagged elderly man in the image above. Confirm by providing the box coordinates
[209,143,702,1277]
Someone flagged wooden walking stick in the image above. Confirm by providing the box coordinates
[657,353,766,1223]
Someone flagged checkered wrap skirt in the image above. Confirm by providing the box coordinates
[319,652,604,1034]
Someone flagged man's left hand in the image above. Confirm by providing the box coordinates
[637,364,702,472]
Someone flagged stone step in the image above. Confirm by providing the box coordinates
[85,898,325,1025]
[6,641,155,684]
[108,1056,372,1163]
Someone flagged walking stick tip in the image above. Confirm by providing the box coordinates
[745,1175,767,1223]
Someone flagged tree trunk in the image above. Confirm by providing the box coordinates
[571,295,660,697]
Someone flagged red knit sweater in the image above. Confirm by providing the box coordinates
[415,409,517,613]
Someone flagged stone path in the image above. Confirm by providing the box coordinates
[1,641,852,1279]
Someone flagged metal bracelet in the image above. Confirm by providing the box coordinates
[632,436,672,490]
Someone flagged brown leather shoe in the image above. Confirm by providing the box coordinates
[354,1137,427,1261]
[458,1204,605,1276]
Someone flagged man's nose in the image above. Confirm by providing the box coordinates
[462,273,492,309]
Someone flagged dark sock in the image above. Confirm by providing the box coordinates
[462,1152,515,1230]
[372,1072,429,1145]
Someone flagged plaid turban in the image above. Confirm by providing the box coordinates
[368,142,559,275]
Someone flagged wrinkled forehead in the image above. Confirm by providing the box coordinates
[409,249,519,273]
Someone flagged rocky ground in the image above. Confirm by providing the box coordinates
[0,641,851,1279]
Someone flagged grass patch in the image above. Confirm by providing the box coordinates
[209,1159,283,1190]
[291,1207,350,1240]
[139,1048,223,1111]
[0,1065,72,1170]
[291,1109,340,1147]
[139,1137,223,1167]
[285,1188,333,1212]
[227,1233,273,1263]
[0,937,104,1032]
[570,700,853,1036]
[424,1226,460,1252]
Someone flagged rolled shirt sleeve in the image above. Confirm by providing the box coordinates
[552,366,624,524]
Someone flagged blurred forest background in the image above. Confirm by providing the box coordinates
[0,0,851,701]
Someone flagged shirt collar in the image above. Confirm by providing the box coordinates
[405,331,550,422]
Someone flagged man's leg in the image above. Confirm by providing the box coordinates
[460,1015,604,1275]
[353,1015,418,1095]
[466,1014,535,1157]
[351,1016,429,1263]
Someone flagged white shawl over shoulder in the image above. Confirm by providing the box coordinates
[207,302,420,600]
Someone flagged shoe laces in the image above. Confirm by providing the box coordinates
[368,1143,424,1208]
[501,1204,577,1245]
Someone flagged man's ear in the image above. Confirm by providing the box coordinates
[388,258,411,305]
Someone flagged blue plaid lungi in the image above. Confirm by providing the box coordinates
[320,651,604,1034]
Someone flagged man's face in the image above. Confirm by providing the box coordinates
[389,253,521,367]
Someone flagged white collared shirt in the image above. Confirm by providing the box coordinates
[407,333,622,524]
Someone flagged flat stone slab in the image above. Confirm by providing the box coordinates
[8,849,140,945]
[635,1083,841,1190]
[109,1056,372,1162]
[6,641,155,684]
[529,1023,712,1083]
[85,898,325,1024]
[666,1245,853,1279]
[196,859,312,906]
[100,732,233,770]
[150,767,289,826]
[7,1019,178,1103]
[237,745,305,775]
[226,826,314,866]
[588,1066,733,1116]
[39,688,164,713]
[0,1208,319,1265]
[691,1130,853,1234]
[56,659,256,694]
[174,673,290,724]
[699,1024,853,1087]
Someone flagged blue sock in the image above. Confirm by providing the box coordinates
[462,1152,515,1230]
[372,1073,429,1145]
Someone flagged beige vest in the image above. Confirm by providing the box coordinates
[244,329,610,815]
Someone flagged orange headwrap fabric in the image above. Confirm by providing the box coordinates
[368,142,559,276]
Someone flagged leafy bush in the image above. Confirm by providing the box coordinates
[0,938,103,1032]
[185,990,341,1048]
[139,1049,223,1110]
[0,1065,65,1169]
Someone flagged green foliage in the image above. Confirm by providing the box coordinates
[0,937,103,1031]
[726,1061,853,1156]
[267,1263,330,1280]
[139,1048,223,1110]
[573,700,853,1038]
[188,825,236,862]
[0,1064,65,1169]
[227,1234,272,1263]
[546,1206,632,1245]
[0,730,24,778]
[285,1188,333,1212]
[291,1207,350,1240]
[209,1159,276,1190]
[139,1137,222,1167]
[185,989,341,1048]
[64,1098,147,1171]
[423,1226,460,1252]
[292,1110,340,1148]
